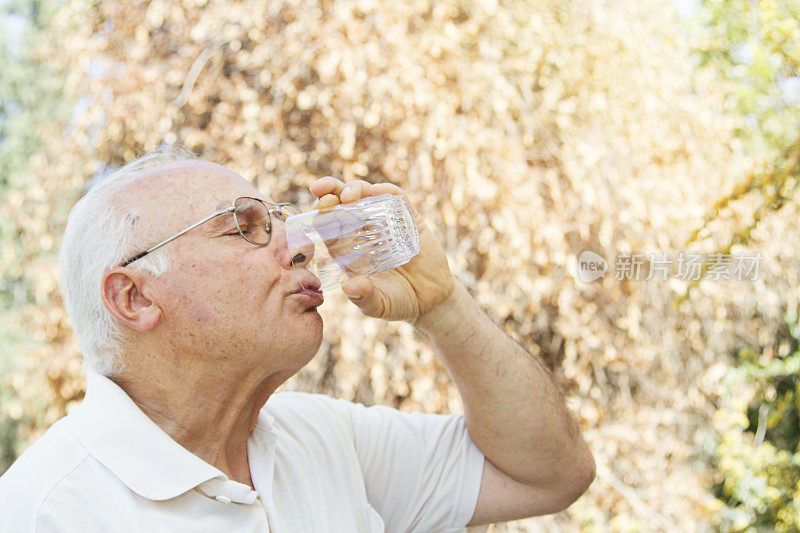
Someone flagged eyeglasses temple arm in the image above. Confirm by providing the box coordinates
[121,207,233,266]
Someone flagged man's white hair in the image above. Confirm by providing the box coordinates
[59,146,196,376]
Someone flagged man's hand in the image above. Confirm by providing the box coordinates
[309,177,455,322]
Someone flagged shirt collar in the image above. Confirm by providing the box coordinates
[72,370,226,501]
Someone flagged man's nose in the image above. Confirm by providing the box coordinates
[289,236,315,269]
[273,222,315,269]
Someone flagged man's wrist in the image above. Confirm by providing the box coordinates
[413,279,471,337]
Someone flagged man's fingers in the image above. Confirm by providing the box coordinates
[310,177,374,204]
[310,177,407,206]
[310,176,347,199]
[370,183,404,196]
[341,276,385,317]
[340,180,372,203]
[313,193,340,210]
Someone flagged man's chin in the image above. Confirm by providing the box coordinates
[297,324,324,363]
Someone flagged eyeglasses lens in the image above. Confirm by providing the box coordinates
[234,197,271,245]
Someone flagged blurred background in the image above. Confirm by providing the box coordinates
[1,0,799,530]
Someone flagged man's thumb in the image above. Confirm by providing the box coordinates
[341,276,384,317]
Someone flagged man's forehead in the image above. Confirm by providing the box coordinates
[122,161,268,216]
[137,161,254,193]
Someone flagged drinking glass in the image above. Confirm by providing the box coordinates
[285,193,421,291]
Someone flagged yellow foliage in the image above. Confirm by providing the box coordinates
[3,0,799,530]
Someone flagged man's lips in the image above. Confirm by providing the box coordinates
[293,276,321,293]
[294,288,324,307]
[291,276,324,306]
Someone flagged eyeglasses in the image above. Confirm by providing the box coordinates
[121,196,301,267]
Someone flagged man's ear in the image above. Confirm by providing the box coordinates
[101,268,162,332]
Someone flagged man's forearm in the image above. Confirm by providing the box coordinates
[415,281,595,491]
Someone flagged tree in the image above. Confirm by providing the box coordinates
[4,0,792,529]
[693,1,800,529]
[0,0,66,474]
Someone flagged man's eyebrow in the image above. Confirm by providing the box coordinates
[205,202,236,231]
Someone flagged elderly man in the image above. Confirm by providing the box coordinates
[0,150,594,532]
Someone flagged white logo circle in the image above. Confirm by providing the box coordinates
[577,250,608,283]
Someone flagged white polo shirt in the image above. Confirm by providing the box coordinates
[0,370,485,532]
